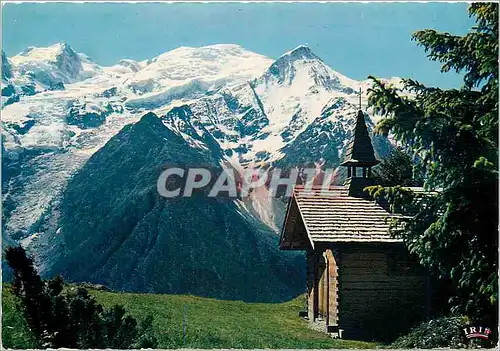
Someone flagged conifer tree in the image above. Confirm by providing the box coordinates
[372,147,423,187]
[5,245,158,348]
[367,3,498,327]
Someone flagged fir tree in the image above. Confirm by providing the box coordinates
[4,245,158,349]
[372,147,423,187]
[367,3,498,328]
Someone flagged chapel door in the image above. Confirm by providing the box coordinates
[325,249,338,327]
[317,254,327,319]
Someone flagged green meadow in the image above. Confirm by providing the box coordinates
[2,285,375,349]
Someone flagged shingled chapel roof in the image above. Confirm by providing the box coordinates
[279,186,402,249]
[278,108,431,249]
[340,110,380,167]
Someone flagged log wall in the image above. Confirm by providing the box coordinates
[336,245,428,342]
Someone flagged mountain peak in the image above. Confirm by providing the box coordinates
[267,45,323,76]
[139,111,160,122]
[259,45,325,85]
[9,42,88,86]
[155,43,262,63]
[279,44,319,62]
[16,42,78,62]
[55,41,75,54]
[199,43,246,51]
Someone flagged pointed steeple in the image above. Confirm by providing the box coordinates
[341,110,380,197]
[341,110,379,167]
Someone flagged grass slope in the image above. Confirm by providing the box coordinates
[2,286,38,349]
[2,285,376,349]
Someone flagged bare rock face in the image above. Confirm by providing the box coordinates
[54,42,83,81]
[2,50,12,80]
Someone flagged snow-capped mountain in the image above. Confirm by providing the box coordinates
[2,42,396,246]
[123,44,272,98]
[2,43,102,106]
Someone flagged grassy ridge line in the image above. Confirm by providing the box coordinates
[2,285,376,349]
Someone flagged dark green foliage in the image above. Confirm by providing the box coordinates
[5,245,52,342]
[366,3,498,329]
[97,303,138,348]
[390,316,468,349]
[372,147,423,186]
[4,246,157,349]
[135,314,159,348]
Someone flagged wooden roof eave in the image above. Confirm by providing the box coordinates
[279,195,314,251]
[279,195,294,248]
[312,237,403,243]
[293,195,315,250]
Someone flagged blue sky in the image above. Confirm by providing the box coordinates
[2,2,474,88]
